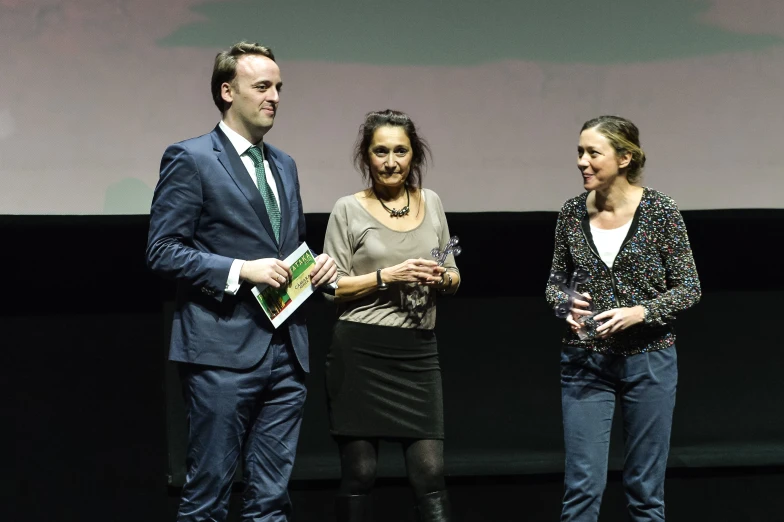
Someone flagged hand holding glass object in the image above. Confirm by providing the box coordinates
[549,267,601,340]
[431,236,462,267]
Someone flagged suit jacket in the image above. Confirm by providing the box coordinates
[146,125,310,372]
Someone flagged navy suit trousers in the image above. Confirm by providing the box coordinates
[177,335,307,522]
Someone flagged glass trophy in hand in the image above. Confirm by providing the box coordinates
[431,236,462,266]
[549,267,601,340]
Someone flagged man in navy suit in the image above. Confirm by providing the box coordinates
[147,41,337,522]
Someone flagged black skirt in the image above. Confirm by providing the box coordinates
[326,320,444,440]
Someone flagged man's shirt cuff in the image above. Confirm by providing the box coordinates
[225,259,245,295]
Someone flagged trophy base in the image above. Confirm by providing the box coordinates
[576,315,602,340]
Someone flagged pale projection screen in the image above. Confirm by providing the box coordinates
[1,0,782,215]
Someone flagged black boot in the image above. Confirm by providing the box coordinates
[415,490,452,522]
[336,494,371,522]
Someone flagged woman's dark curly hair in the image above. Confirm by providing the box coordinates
[353,109,432,187]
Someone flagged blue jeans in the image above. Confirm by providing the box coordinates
[560,345,677,522]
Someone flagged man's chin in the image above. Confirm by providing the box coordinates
[253,119,275,134]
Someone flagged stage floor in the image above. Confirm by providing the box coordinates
[160,468,782,522]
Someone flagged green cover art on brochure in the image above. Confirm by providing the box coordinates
[252,243,317,327]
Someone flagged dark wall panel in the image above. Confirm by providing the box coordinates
[3,210,783,495]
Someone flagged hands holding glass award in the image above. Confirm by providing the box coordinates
[550,267,649,339]
[549,267,602,340]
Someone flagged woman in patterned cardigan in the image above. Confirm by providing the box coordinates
[546,115,701,522]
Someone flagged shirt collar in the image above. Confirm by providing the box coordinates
[219,121,262,157]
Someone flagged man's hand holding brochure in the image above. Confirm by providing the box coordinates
[251,242,336,328]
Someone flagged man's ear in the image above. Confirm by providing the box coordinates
[221,82,234,105]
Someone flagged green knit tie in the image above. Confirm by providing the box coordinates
[246,146,280,241]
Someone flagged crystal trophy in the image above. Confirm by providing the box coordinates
[431,236,462,266]
[549,267,601,340]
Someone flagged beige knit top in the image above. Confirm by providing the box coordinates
[323,188,459,330]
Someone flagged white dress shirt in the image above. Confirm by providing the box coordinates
[218,121,282,294]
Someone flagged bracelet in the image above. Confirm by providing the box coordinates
[439,271,453,291]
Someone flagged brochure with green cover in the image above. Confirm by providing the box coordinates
[251,242,316,328]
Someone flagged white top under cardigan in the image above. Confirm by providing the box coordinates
[590,220,633,268]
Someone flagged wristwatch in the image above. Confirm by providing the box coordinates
[376,269,388,290]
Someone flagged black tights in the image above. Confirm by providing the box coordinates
[337,438,446,498]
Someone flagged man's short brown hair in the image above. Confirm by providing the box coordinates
[211,41,276,113]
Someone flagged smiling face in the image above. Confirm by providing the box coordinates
[367,125,413,190]
[577,127,631,191]
[221,54,281,143]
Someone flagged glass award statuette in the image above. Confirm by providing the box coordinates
[431,236,462,267]
[549,267,601,340]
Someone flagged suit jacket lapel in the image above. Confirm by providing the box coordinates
[265,145,290,244]
[212,127,278,245]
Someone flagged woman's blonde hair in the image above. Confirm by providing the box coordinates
[581,116,646,183]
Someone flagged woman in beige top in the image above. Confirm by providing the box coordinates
[323,110,460,522]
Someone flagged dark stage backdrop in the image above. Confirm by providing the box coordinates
[3,210,783,496]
